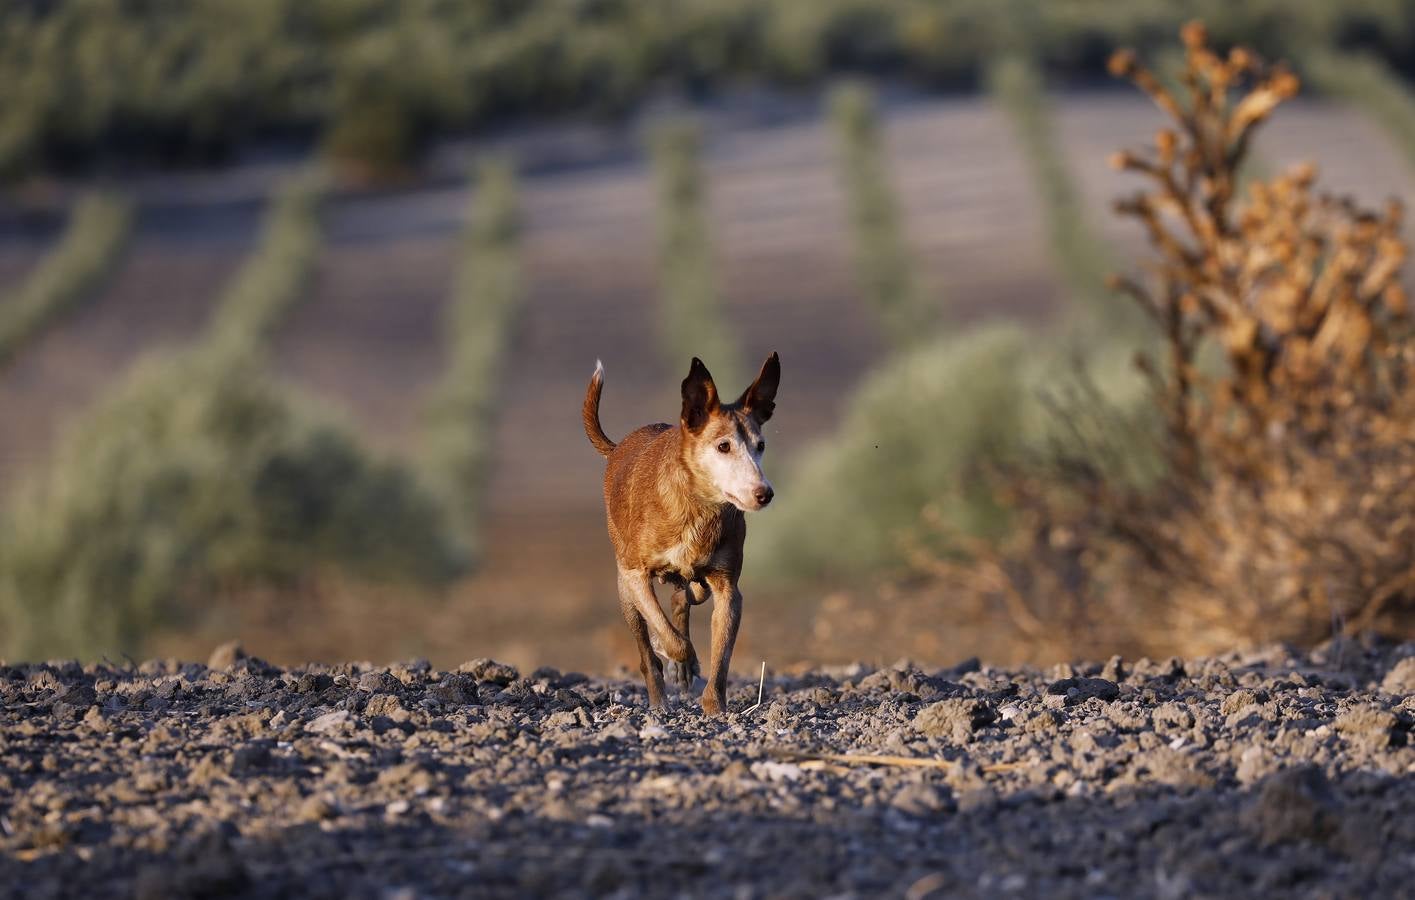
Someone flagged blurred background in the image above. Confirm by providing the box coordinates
[2,1,1415,672]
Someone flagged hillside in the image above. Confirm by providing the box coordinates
[2,89,1414,669]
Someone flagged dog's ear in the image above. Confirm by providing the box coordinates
[680,357,719,433]
[737,351,780,423]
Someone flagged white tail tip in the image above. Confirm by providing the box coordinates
[594,359,604,378]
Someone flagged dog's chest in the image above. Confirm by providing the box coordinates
[649,514,723,579]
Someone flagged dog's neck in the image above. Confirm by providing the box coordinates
[659,427,727,529]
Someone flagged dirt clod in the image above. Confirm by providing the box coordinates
[1334,705,1403,750]
[913,698,997,741]
[458,658,519,685]
[1381,656,1415,695]
[1046,676,1120,704]
[207,640,247,670]
[1241,765,1343,847]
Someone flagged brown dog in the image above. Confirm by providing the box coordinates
[582,353,780,714]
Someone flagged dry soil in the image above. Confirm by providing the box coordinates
[3,639,1414,898]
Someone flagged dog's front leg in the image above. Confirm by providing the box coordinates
[699,573,742,716]
[618,567,692,668]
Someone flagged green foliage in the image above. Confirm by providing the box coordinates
[0,351,465,662]
[829,81,932,345]
[421,159,522,560]
[206,171,326,354]
[4,1,1410,178]
[752,326,1153,584]
[753,325,1037,582]
[985,55,1141,336]
[0,0,308,177]
[0,163,469,662]
[649,119,740,383]
[0,192,131,369]
[1300,47,1415,169]
[322,19,473,174]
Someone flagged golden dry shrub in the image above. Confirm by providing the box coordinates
[926,23,1415,658]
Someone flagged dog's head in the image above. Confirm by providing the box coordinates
[680,352,780,512]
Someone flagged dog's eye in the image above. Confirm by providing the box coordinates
[756,440,766,453]
[716,440,731,453]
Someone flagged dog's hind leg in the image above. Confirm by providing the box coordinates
[670,588,701,691]
[620,600,666,709]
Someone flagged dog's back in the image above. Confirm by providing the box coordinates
[600,423,677,564]
[584,363,674,561]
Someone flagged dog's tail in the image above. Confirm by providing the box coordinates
[582,360,617,457]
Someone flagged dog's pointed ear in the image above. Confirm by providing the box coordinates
[737,351,780,423]
[680,356,719,433]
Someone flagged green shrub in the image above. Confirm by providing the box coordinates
[0,350,465,662]
[322,23,471,176]
[1,1,1413,178]
[753,325,1032,582]
[421,159,522,559]
[206,171,325,353]
[752,325,1152,584]
[829,81,932,344]
[0,164,468,662]
[0,192,131,369]
[649,119,741,382]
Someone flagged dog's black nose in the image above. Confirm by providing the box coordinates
[754,485,774,506]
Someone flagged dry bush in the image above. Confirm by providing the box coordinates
[923,22,1414,658]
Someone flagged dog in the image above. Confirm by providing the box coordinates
[582,353,780,714]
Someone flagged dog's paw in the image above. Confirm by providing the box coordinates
[673,651,701,692]
[700,689,725,717]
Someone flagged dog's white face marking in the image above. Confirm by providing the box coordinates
[695,414,772,512]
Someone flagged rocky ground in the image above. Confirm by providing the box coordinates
[2,639,1414,899]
